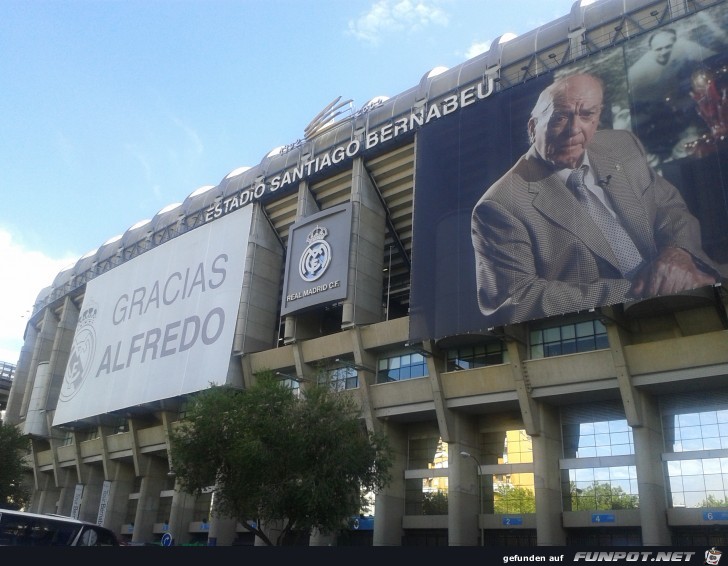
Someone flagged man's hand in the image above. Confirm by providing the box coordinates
[630,247,717,298]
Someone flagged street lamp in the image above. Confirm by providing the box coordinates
[460,451,484,546]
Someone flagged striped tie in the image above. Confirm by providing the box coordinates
[567,166,644,278]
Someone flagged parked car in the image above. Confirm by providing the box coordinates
[0,509,120,546]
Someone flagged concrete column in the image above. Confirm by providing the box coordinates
[342,158,386,328]
[207,515,238,546]
[447,415,480,546]
[634,394,671,545]
[532,403,567,545]
[168,489,196,546]
[101,461,135,534]
[373,421,406,546]
[132,457,167,545]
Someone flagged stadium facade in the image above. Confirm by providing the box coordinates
[5,0,728,547]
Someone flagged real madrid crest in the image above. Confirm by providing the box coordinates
[60,302,98,402]
[298,224,332,282]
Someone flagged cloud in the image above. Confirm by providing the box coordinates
[0,228,77,365]
[348,0,449,45]
[465,40,491,60]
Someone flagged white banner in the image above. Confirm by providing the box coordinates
[97,480,111,525]
[53,205,253,426]
[71,483,84,519]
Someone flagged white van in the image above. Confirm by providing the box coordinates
[0,509,120,546]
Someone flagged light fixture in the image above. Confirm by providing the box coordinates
[275,371,308,383]
[334,358,376,373]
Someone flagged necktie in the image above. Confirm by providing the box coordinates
[567,166,643,278]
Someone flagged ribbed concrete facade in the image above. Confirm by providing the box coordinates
[5,0,728,547]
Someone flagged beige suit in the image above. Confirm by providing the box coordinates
[471,128,722,327]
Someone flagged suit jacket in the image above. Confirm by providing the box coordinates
[470,128,722,327]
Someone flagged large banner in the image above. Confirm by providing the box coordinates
[410,4,728,343]
[53,205,253,426]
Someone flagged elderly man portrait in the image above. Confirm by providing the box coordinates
[470,73,724,327]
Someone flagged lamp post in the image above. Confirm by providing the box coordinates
[460,451,484,546]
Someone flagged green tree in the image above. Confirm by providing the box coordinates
[170,371,392,546]
[494,484,536,514]
[0,420,31,510]
[569,481,639,511]
[699,494,728,508]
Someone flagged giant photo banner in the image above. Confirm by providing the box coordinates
[410,4,728,343]
[53,205,253,425]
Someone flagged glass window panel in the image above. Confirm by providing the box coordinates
[680,426,703,440]
[543,327,561,342]
[703,424,720,438]
[671,492,686,507]
[682,475,706,491]
[682,438,705,451]
[704,459,723,473]
[678,413,701,427]
[681,460,704,475]
[595,334,609,349]
[594,468,612,482]
[390,357,401,369]
[594,433,611,447]
[704,474,724,490]
[704,437,722,450]
[718,410,728,423]
[611,431,631,445]
[545,343,562,357]
[612,443,633,456]
[581,423,596,435]
[575,321,594,337]
[576,337,595,352]
[666,460,683,475]
[562,340,577,355]
[573,468,595,483]
[701,412,719,425]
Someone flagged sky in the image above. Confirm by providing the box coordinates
[0,0,580,364]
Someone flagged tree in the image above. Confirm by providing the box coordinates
[170,371,392,546]
[494,484,536,514]
[0,420,31,510]
[568,481,639,511]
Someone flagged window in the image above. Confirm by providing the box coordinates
[476,428,536,514]
[405,432,449,516]
[377,353,428,383]
[325,366,358,391]
[560,402,639,511]
[447,341,508,371]
[530,318,608,359]
[662,391,728,508]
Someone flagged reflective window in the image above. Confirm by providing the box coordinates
[564,466,639,511]
[530,319,608,359]
[325,366,358,391]
[405,478,449,515]
[477,428,536,514]
[666,457,728,508]
[406,434,449,516]
[561,403,638,511]
[408,434,448,470]
[377,353,428,383]
[662,393,728,508]
[447,341,509,371]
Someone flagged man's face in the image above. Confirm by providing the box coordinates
[528,75,603,170]
[650,32,676,65]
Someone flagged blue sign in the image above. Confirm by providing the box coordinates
[592,513,615,523]
[161,532,173,547]
[502,516,523,526]
[704,511,728,521]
